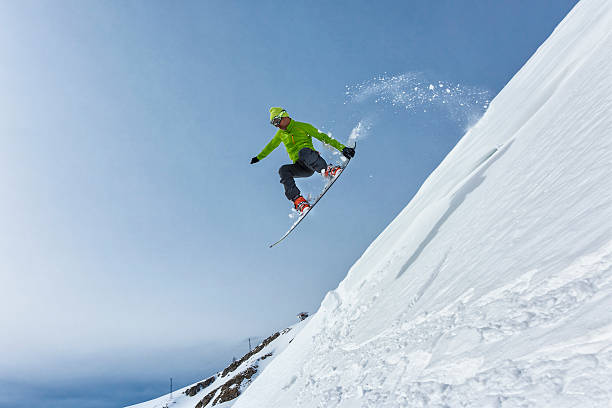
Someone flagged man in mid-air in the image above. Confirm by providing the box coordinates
[251,107,355,214]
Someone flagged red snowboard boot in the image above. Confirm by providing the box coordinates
[293,196,311,215]
[322,164,343,179]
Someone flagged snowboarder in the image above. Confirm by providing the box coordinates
[250,107,356,214]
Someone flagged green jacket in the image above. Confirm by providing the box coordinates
[257,120,345,163]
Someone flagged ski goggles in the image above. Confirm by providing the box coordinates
[270,110,287,126]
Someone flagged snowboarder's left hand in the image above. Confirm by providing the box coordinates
[342,147,355,159]
[250,156,260,164]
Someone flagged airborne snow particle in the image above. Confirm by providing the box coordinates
[344,72,491,124]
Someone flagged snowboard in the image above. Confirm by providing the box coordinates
[269,144,355,248]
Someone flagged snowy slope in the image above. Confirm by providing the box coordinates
[233,0,612,407]
[125,319,309,408]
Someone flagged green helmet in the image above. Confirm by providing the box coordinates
[269,107,289,123]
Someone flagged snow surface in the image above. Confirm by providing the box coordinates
[231,0,612,407]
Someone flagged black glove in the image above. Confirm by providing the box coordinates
[342,147,355,159]
[250,156,259,164]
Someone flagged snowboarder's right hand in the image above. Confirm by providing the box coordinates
[250,156,260,164]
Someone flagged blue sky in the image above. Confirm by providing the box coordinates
[0,1,578,407]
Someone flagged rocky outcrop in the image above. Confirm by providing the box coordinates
[196,366,257,408]
[184,376,216,397]
[221,331,283,378]
[188,328,292,407]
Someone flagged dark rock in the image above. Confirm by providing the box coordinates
[196,367,258,407]
[213,367,257,405]
[185,375,216,397]
[259,353,273,361]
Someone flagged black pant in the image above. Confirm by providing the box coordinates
[279,148,327,201]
